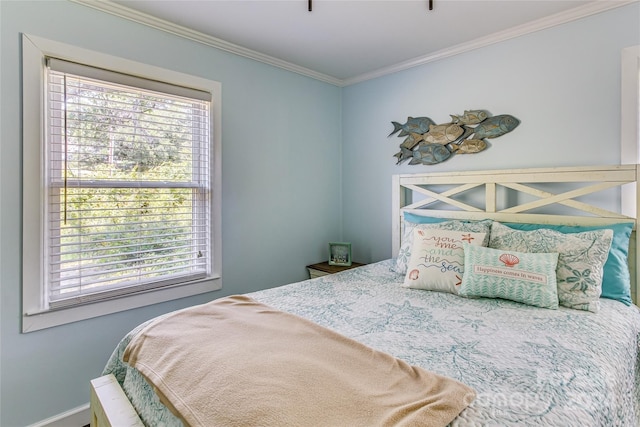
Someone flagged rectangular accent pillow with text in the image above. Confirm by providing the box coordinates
[459,244,559,309]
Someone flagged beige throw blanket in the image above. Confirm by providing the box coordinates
[123,295,475,427]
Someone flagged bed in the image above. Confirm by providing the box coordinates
[91,164,640,427]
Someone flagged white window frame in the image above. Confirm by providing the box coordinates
[21,34,222,332]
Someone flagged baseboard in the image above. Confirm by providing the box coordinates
[27,403,90,427]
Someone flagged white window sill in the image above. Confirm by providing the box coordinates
[22,277,221,332]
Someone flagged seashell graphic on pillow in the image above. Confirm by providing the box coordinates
[499,253,519,267]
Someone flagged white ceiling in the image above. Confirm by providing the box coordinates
[90,0,632,85]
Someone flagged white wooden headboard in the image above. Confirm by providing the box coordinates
[392,164,640,306]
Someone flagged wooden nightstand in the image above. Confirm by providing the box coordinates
[306,261,366,279]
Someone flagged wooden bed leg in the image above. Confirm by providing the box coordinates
[90,374,144,427]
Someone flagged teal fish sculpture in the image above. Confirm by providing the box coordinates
[389,117,435,137]
[389,110,519,166]
[472,115,519,139]
[394,149,413,165]
[408,143,451,165]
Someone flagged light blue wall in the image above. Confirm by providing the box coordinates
[0,1,341,425]
[342,3,640,264]
[1,1,638,425]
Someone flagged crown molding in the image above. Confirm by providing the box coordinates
[343,0,638,86]
[71,0,636,88]
[69,0,343,86]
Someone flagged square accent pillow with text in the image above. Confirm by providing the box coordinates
[403,229,486,294]
[393,218,492,274]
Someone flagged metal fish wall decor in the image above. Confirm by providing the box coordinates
[390,110,519,165]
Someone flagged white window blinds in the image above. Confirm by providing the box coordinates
[45,58,212,309]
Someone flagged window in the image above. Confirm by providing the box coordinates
[22,35,222,332]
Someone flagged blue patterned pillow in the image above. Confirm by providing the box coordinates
[459,244,559,309]
[489,222,613,313]
[503,222,633,306]
[393,215,491,274]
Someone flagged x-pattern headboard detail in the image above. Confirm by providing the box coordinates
[392,164,640,305]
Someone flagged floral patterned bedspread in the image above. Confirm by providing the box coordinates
[103,260,640,426]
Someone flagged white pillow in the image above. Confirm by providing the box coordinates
[403,228,487,294]
[393,219,492,274]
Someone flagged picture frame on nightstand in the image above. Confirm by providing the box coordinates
[328,242,352,266]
